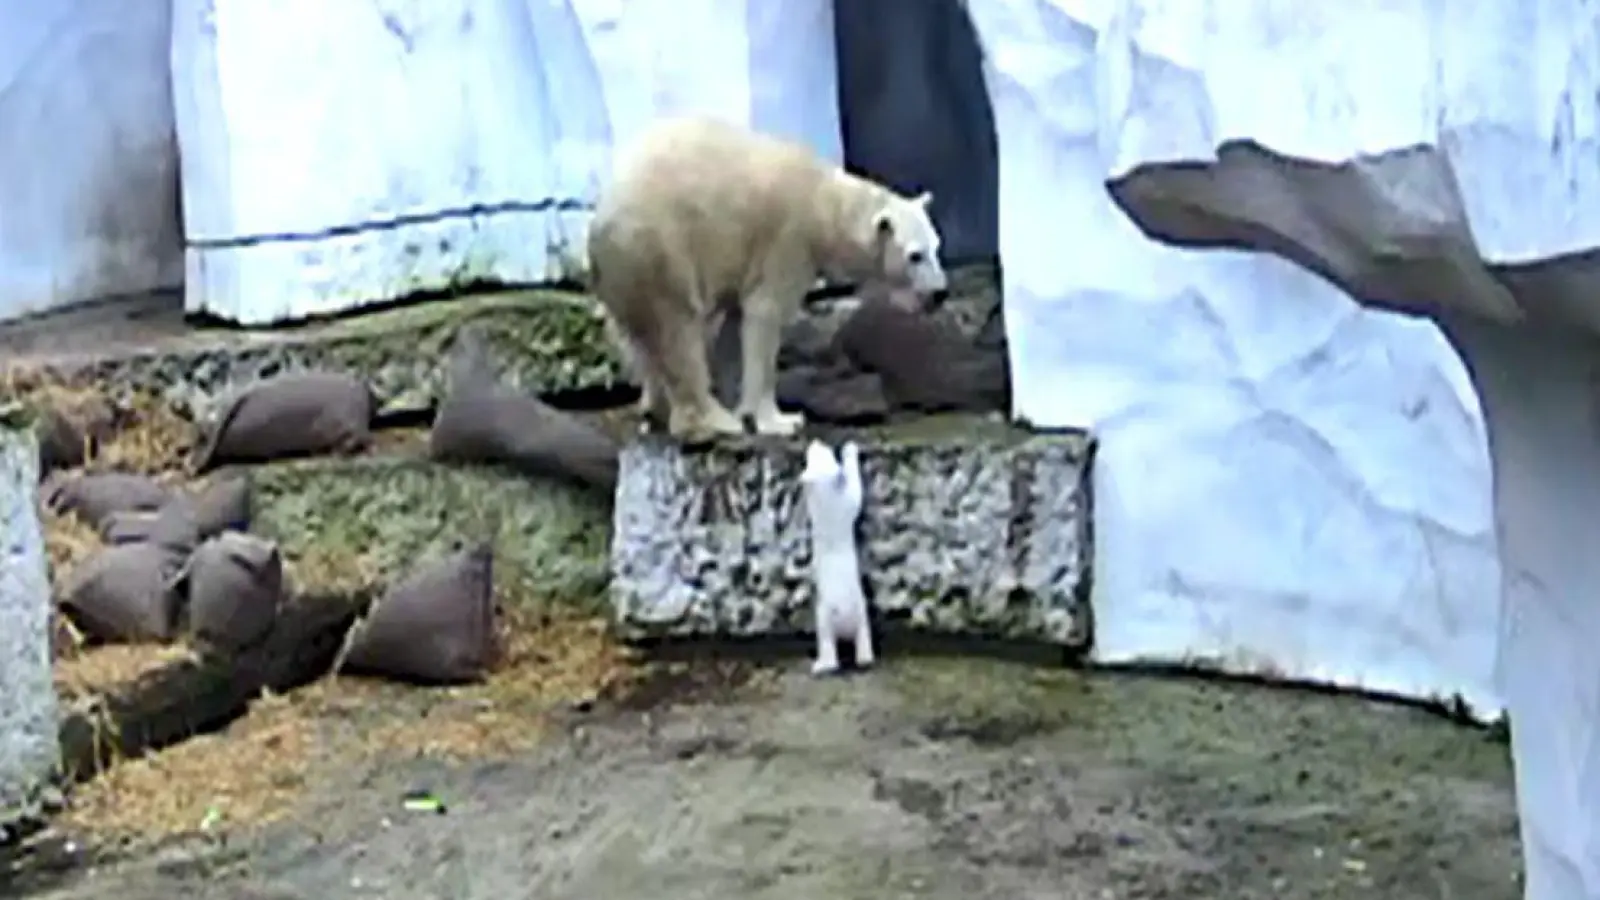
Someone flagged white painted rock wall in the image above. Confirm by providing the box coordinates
[0,0,183,323]
[968,2,1600,897]
[968,0,1502,714]
[0,420,59,832]
[173,0,841,325]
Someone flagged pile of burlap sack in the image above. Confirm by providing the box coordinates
[773,293,1011,424]
[38,326,618,686]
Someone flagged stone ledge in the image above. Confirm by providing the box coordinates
[2,290,624,420]
[0,262,1004,432]
[610,414,1096,648]
[248,454,613,611]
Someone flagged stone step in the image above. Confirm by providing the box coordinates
[610,414,1096,650]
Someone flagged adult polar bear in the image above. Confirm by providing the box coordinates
[588,116,950,443]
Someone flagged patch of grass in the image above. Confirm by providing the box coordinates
[281,543,384,598]
[252,457,612,614]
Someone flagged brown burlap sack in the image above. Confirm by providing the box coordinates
[99,510,162,544]
[60,509,201,643]
[834,298,1011,414]
[160,473,252,540]
[182,531,284,652]
[194,370,375,472]
[776,364,891,425]
[428,328,619,492]
[337,543,499,685]
[100,475,250,544]
[43,471,171,530]
[35,397,116,477]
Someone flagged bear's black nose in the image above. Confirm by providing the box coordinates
[922,289,950,312]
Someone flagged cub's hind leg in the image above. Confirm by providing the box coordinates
[611,326,670,431]
[598,289,670,431]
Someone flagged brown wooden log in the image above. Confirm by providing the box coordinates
[56,590,372,783]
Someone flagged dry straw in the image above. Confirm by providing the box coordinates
[56,607,640,844]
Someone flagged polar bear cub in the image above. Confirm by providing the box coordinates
[588,116,949,444]
[801,439,873,675]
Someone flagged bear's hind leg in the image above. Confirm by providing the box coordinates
[618,331,671,432]
[635,368,671,433]
[600,304,670,432]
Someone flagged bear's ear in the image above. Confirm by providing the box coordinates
[913,191,933,208]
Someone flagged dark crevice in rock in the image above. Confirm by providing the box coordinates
[834,0,1000,264]
[1090,661,1495,731]
[626,624,1088,671]
[371,406,435,430]
[181,278,532,333]
[190,198,594,249]
[541,383,640,413]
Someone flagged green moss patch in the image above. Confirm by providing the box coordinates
[249,456,613,614]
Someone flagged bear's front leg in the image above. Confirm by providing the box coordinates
[737,294,805,436]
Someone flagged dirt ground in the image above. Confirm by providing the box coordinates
[12,651,1518,900]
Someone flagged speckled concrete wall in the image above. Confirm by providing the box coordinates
[0,417,59,830]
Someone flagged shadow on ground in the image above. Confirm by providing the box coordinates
[16,655,1518,900]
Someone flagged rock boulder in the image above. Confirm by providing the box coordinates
[610,415,1095,649]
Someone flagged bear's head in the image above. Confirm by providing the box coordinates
[867,191,948,312]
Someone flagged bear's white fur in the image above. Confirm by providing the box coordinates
[587,116,948,444]
[801,439,872,676]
